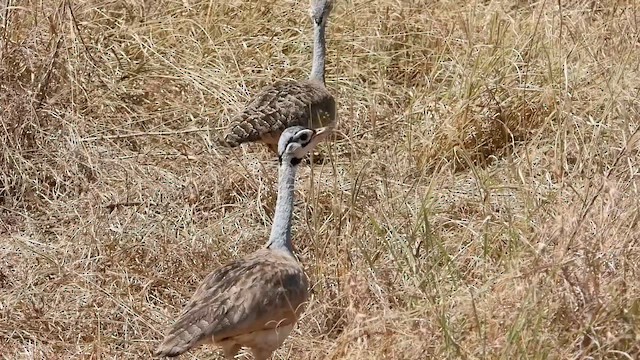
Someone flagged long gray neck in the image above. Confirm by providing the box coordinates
[267,160,298,252]
[309,22,326,84]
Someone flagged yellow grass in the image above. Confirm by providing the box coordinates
[1,0,639,359]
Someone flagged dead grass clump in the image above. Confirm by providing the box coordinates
[2,0,640,359]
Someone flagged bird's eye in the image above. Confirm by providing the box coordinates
[298,133,309,142]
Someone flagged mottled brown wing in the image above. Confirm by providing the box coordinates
[223,80,336,147]
[154,249,309,357]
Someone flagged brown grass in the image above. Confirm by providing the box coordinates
[2,0,640,359]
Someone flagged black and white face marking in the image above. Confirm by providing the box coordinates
[278,152,304,166]
[277,126,329,165]
[298,132,310,144]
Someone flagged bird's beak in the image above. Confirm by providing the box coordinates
[313,127,331,141]
[310,127,331,146]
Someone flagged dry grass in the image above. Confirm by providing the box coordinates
[2,0,640,359]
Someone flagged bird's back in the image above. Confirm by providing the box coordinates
[154,248,309,358]
[222,80,336,149]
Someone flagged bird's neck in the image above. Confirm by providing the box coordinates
[267,160,298,252]
[309,23,326,85]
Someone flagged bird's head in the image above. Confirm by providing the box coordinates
[309,0,333,27]
[278,126,330,165]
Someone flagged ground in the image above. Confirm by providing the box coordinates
[1,0,639,359]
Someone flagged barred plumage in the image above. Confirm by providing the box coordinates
[223,80,335,153]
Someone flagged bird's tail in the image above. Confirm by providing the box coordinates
[211,128,246,149]
[222,120,267,147]
[153,328,205,358]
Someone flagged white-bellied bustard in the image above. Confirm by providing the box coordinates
[154,126,330,359]
[222,0,336,153]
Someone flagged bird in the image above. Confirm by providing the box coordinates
[154,126,331,359]
[221,0,336,153]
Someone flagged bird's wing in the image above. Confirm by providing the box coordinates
[154,249,309,357]
[223,80,334,146]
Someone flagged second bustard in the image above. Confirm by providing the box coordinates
[222,0,336,153]
[154,126,330,359]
